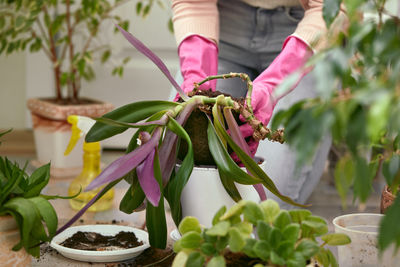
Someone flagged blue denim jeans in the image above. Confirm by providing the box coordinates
[216,0,332,209]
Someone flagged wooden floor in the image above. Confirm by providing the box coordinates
[0,129,35,155]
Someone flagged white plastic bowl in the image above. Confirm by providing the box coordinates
[50,225,150,262]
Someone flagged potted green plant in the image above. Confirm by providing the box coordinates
[0,129,70,264]
[268,0,400,258]
[55,26,305,250]
[173,199,351,267]
[0,0,145,175]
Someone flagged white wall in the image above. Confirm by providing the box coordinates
[0,52,27,129]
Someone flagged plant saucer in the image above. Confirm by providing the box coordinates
[50,224,150,262]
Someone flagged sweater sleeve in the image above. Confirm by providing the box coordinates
[294,0,347,51]
[171,0,219,45]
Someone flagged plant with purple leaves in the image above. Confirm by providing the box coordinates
[58,26,305,249]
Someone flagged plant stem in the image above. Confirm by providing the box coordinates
[30,29,52,60]
[195,73,284,143]
[177,93,285,143]
[195,72,255,117]
[66,0,78,102]
[43,5,62,101]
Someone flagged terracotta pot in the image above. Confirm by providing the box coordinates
[0,216,32,267]
[380,185,396,214]
[27,98,113,178]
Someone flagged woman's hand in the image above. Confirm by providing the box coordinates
[174,35,218,100]
[235,36,313,159]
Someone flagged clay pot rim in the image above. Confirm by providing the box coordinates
[27,97,114,121]
[383,185,397,201]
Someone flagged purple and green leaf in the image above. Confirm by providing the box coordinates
[211,107,307,207]
[159,101,197,185]
[56,178,122,234]
[137,149,161,207]
[116,25,188,101]
[164,116,194,226]
[86,100,178,142]
[94,115,168,128]
[223,108,267,201]
[145,150,167,248]
[86,127,163,191]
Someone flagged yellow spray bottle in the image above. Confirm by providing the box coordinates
[65,115,114,212]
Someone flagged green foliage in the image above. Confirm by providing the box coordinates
[173,200,350,266]
[0,130,60,257]
[378,192,400,253]
[322,0,342,28]
[271,0,400,253]
[0,0,169,101]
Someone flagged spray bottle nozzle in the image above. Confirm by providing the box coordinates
[64,115,97,156]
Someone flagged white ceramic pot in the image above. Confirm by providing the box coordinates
[333,213,400,267]
[0,216,31,267]
[179,160,264,227]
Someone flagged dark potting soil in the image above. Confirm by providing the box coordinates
[60,231,143,251]
[223,251,265,267]
[40,97,103,106]
[177,89,245,166]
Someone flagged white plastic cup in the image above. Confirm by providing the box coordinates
[333,213,400,267]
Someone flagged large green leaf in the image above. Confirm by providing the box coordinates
[0,160,27,204]
[382,155,400,194]
[86,101,178,142]
[186,251,205,267]
[164,116,194,226]
[207,255,226,267]
[334,154,355,208]
[119,171,145,214]
[378,193,400,252]
[24,163,51,198]
[28,196,58,239]
[353,156,374,203]
[180,231,203,249]
[3,197,41,257]
[145,150,167,248]
[125,111,166,153]
[218,170,242,203]
[296,239,320,258]
[207,221,231,237]
[179,216,202,235]
[228,227,246,252]
[321,233,351,246]
[323,0,342,28]
[210,107,306,207]
[207,121,261,186]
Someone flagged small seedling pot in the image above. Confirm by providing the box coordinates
[333,213,400,267]
[179,159,264,227]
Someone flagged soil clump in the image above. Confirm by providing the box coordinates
[60,231,143,251]
[177,89,245,165]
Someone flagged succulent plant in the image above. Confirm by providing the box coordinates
[173,199,351,267]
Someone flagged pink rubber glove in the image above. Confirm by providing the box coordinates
[174,35,218,101]
[234,36,313,160]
